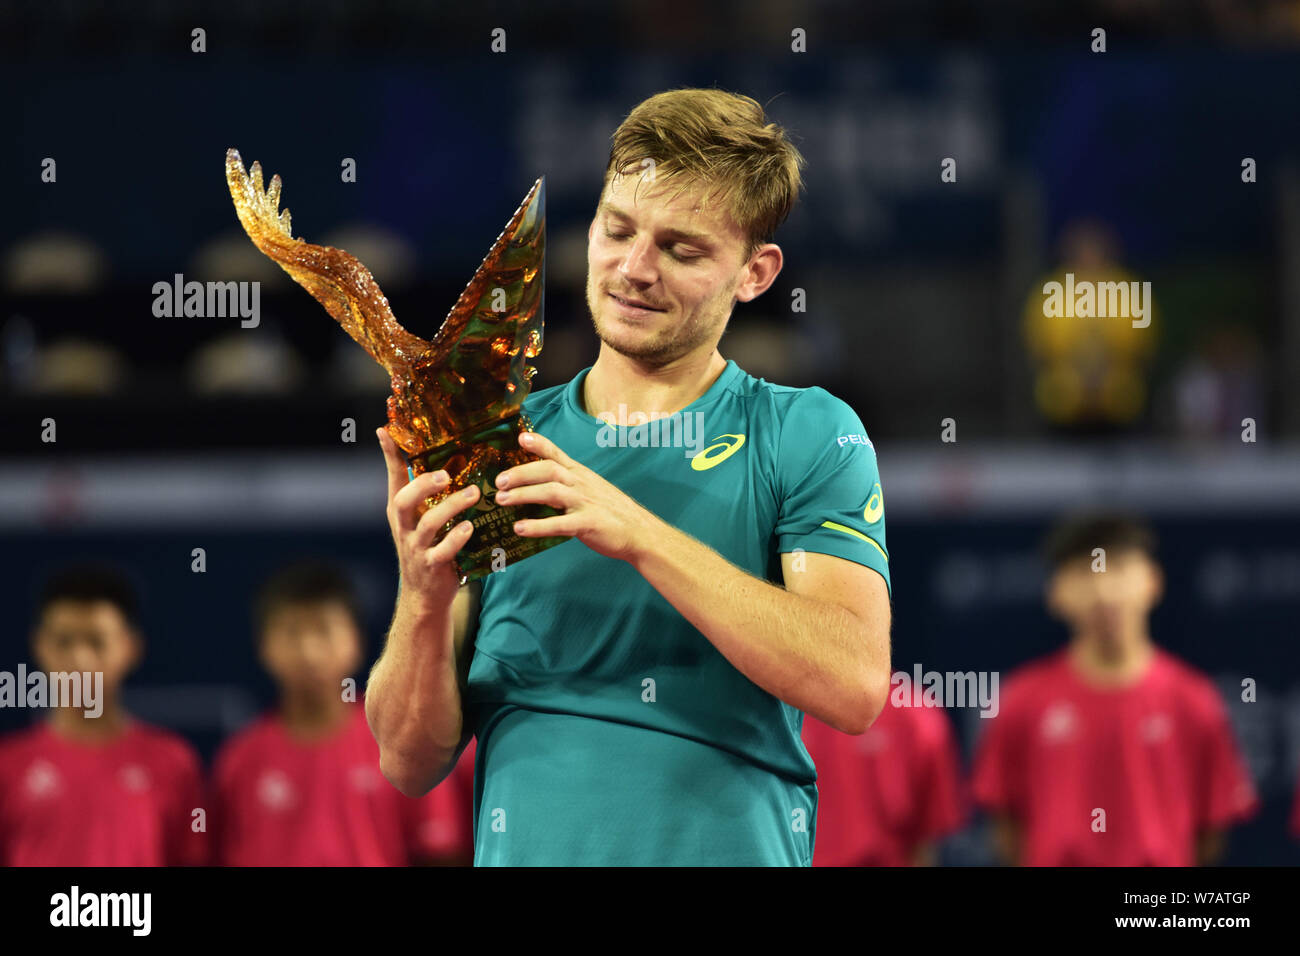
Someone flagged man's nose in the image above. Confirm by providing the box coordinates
[618,236,658,285]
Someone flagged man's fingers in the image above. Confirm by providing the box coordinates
[411,485,480,552]
[519,430,574,468]
[496,458,569,490]
[424,519,476,568]
[377,427,410,505]
[495,480,570,511]
[391,470,450,532]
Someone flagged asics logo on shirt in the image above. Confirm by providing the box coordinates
[690,434,746,471]
[863,482,884,523]
[818,483,887,560]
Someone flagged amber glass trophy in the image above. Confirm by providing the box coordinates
[225,149,566,582]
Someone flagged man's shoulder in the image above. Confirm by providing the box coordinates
[722,364,826,405]
[717,367,870,450]
[740,372,869,437]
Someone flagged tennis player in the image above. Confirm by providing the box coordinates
[367,88,892,865]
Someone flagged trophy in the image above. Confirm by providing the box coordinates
[225,148,567,583]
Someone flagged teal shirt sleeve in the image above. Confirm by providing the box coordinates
[773,387,891,596]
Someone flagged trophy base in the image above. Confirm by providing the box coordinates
[406,413,568,583]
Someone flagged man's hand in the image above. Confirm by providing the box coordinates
[370,426,481,797]
[377,426,482,610]
[493,430,660,563]
[496,430,890,732]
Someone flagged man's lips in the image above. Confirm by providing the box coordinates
[608,292,666,312]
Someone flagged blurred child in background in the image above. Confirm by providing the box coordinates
[213,559,474,866]
[0,564,207,866]
[972,514,1257,865]
[803,699,966,865]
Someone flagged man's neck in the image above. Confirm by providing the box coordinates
[279,691,352,740]
[1068,632,1156,688]
[48,702,128,744]
[582,346,728,420]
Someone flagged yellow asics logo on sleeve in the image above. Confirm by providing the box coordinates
[864,482,884,523]
[819,481,888,562]
[691,434,746,471]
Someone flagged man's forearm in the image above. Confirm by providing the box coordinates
[628,513,887,733]
[365,594,465,796]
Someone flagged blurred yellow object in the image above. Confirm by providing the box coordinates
[1023,266,1158,426]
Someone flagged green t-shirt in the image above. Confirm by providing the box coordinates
[466,359,889,865]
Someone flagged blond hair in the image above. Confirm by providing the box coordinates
[603,88,806,260]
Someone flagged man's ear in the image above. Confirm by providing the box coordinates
[735,243,783,303]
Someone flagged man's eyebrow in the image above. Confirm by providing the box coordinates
[599,202,714,245]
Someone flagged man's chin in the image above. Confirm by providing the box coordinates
[592,318,674,363]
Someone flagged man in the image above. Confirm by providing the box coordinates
[213,559,474,866]
[367,88,893,865]
[972,514,1258,866]
[0,564,206,866]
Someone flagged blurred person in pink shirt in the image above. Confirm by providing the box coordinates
[213,560,474,866]
[972,514,1257,866]
[803,698,966,865]
[0,564,207,866]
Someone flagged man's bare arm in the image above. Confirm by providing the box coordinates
[498,431,891,735]
[630,523,892,734]
[365,427,481,797]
